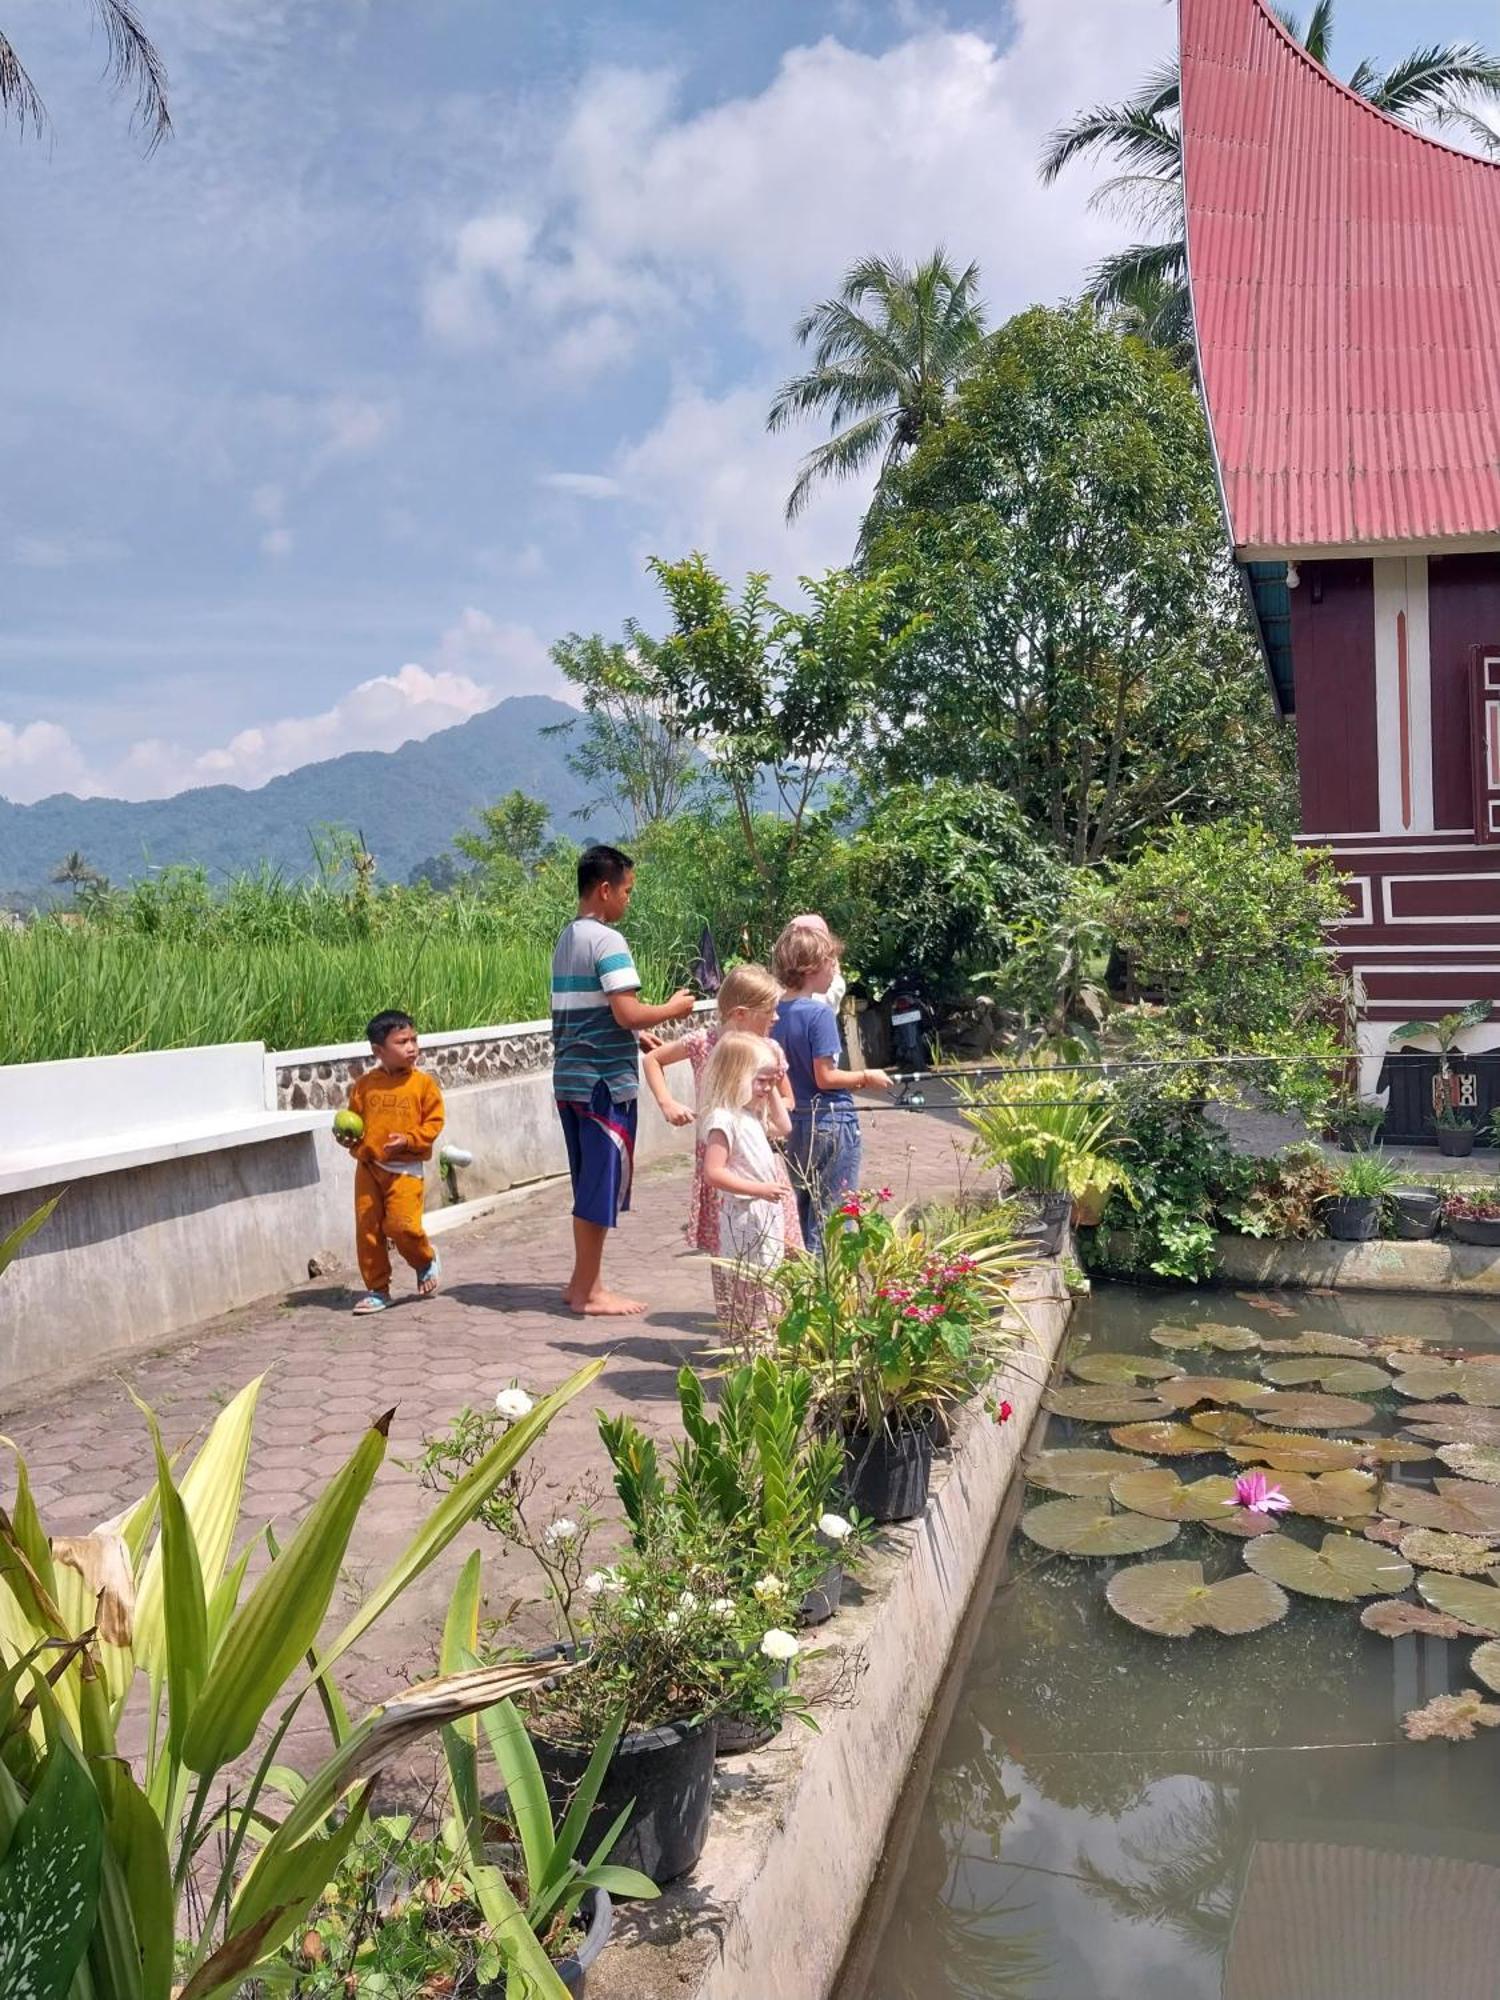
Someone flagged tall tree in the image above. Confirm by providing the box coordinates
[51,850,103,899]
[1039,3,1500,344]
[766,249,986,521]
[453,791,557,892]
[2,0,170,148]
[547,626,698,835]
[862,306,1294,865]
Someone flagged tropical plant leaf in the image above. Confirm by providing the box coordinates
[1259,1358,1390,1394]
[1023,1448,1149,1497]
[1107,1469,1239,1521]
[0,1198,60,1280]
[1189,1409,1260,1443]
[49,1531,134,1648]
[0,1740,104,2000]
[1068,1352,1184,1385]
[1157,1376,1276,1411]
[1470,1639,1500,1694]
[1260,1330,1369,1357]
[1254,1392,1376,1430]
[1225,1432,1364,1473]
[1437,1444,1500,1485]
[1244,1532,1413,1601]
[1398,1529,1500,1575]
[1109,1421,1221,1457]
[1361,1598,1486,1639]
[1417,1571,1500,1637]
[1018,1498,1180,1556]
[1105,1559,1288,1637]
[1272,1469,1379,1519]
[1044,1387,1174,1423]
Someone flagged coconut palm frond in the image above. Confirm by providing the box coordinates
[1365,43,1500,121]
[0,30,47,137]
[1039,100,1182,186]
[784,411,897,524]
[87,0,172,149]
[1301,0,1336,68]
[1085,236,1189,313]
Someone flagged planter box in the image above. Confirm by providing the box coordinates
[1446,1215,1500,1247]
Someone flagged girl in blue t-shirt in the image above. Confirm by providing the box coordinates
[770,922,891,1253]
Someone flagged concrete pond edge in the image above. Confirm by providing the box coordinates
[585,1265,1073,2000]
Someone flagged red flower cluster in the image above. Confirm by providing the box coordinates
[994,1399,1014,1425]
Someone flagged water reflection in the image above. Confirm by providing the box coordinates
[858,1285,1500,2000]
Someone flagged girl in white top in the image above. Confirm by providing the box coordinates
[698,1030,791,1345]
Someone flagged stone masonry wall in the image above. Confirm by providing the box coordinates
[276,1032,551,1111]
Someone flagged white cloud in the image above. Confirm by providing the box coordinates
[540,471,623,500]
[3,612,562,803]
[10,535,124,570]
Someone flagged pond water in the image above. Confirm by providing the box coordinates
[850,1284,1500,2000]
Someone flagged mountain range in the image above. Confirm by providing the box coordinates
[0,696,614,902]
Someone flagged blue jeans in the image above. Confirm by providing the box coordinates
[786,1105,861,1255]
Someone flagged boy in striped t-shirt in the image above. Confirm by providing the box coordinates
[552,843,694,1315]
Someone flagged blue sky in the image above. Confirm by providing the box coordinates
[0,0,1479,801]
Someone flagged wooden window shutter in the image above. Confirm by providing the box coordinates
[1470,646,1500,844]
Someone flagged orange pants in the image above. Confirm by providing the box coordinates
[354,1162,435,1293]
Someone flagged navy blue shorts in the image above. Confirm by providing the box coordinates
[557,1081,637,1228]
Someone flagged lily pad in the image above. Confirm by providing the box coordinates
[1109,1421,1222,1457]
[1201,1507,1280,1538]
[1380,1484,1499,1535]
[1019,1498,1181,1557]
[1068,1352,1185,1385]
[1401,1404,1500,1440]
[1434,1480,1500,1531]
[1437,1444,1500,1485]
[1149,1323,1259,1354]
[1105,1560,1288,1638]
[1261,1330,1369,1357]
[1403,1690,1500,1740]
[1108,1468,1241,1521]
[1254,1391,1377,1431]
[1189,1409,1260,1443]
[1273,1469,1379,1519]
[1243,1532,1414,1601]
[1044,1387,1175,1424]
[1024,1448,1150,1498]
[1356,1438,1434,1467]
[1225,1432,1365,1474]
[1469,1640,1500,1694]
[1364,1518,1411,1547]
[1157,1376,1276,1412]
[1393,1362,1500,1408]
[1416,1571,1500,1637]
[1259,1358,1390,1395]
[1361,1598,1488,1639]
[1397,1529,1500,1575]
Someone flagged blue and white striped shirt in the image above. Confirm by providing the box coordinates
[550,917,643,1103]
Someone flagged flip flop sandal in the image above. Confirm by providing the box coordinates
[352,1291,392,1315]
[417,1255,442,1298]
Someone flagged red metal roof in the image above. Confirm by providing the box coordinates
[1180,0,1500,558]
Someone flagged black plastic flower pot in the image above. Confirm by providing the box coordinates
[844,1420,933,1523]
[1018,1190,1071,1260]
[1326,1196,1381,1242]
[715,1663,789,1757]
[475,1878,612,1994]
[799,1561,843,1628]
[1446,1214,1500,1247]
[1391,1188,1441,1239]
[526,1713,718,1885]
[1438,1125,1478,1158]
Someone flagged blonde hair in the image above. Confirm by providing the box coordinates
[772,919,842,989]
[716,962,780,1020]
[699,1031,777,1125]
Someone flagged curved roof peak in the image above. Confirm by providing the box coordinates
[1181,0,1500,557]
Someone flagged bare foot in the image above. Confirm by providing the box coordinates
[571,1289,647,1317]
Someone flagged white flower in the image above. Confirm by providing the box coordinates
[664,1610,682,1630]
[583,1568,624,1597]
[494,1387,535,1422]
[817,1512,853,1543]
[710,1598,736,1619]
[679,1590,699,1614]
[759,1628,801,1663]
[752,1574,785,1603]
[543,1517,579,1547]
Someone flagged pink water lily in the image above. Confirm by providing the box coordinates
[1225,1470,1291,1516]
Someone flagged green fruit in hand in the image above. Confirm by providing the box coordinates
[333,1111,364,1140]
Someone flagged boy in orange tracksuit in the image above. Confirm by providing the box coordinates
[336,1010,445,1314]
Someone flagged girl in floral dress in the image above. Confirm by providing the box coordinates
[642,963,803,1297]
[697,1031,792,1346]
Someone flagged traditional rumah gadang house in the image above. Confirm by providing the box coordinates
[1180,0,1500,1142]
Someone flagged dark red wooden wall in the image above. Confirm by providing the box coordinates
[1288,560,1378,834]
[1430,553,1500,829]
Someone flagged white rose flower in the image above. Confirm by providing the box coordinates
[583,1569,623,1597]
[664,1609,682,1630]
[817,1512,853,1543]
[759,1628,801,1663]
[752,1575,785,1602]
[543,1518,579,1547]
[710,1598,736,1619]
[679,1590,699,1614]
[494,1387,535,1422]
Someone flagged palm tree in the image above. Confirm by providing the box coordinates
[1040,1,1500,347]
[2,0,170,151]
[51,851,103,899]
[767,249,987,521]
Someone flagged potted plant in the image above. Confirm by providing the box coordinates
[1389,1001,1492,1152]
[1441,1189,1500,1247]
[1326,1092,1385,1151]
[1390,1183,1442,1240]
[960,1068,1130,1255]
[1322,1151,1399,1240]
[770,1193,1024,1522]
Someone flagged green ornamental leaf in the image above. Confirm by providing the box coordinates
[1068,1352,1185,1385]
[1108,1469,1240,1521]
[1244,1532,1413,1601]
[1469,1639,1500,1694]
[1044,1387,1174,1423]
[1437,1444,1500,1485]
[1024,1448,1150,1498]
[1105,1560,1288,1637]
[1109,1421,1223,1457]
[1018,1498,1180,1557]
[1254,1391,1376,1430]
[0,1742,105,2000]
[1260,1358,1390,1394]
[1417,1571,1500,1637]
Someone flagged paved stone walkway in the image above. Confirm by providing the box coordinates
[6,1105,978,1780]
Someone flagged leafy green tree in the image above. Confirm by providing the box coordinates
[864,306,1292,863]
[548,625,698,834]
[1039,2,1500,347]
[453,790,562,895]
[2,0,171,149]
[50,849,104,900]
[767,249,987,520]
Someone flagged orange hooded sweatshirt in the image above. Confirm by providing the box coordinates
[347,1066,445,1175]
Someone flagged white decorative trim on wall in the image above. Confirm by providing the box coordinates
[1372,554,1434,836]
[1379,873,1500,925]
